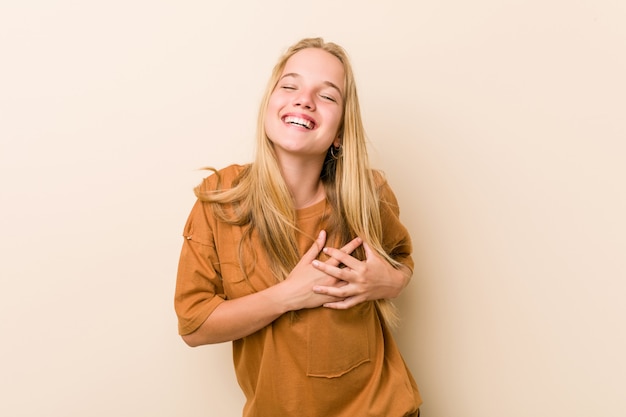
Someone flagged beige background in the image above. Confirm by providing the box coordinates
[1,1,625,416]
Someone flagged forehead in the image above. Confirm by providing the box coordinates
[281,48,345,92]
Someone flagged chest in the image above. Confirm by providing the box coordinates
[213,208,331,300]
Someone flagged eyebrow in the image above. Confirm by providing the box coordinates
[280,73,344,98]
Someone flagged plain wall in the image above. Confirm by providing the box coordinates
[1,1,624,416]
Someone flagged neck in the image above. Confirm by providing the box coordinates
[277,156,326,209]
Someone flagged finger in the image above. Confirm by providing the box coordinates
[362,241,374,260]
[323,296,365,310]
[322,246,362,270]
[339,237,362,256]
[323,237,362,267]
[302,230,327,263]
[312,283,353,298]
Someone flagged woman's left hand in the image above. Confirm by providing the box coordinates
[311,240,411,309]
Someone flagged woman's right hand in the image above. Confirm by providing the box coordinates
[280,230,363,311]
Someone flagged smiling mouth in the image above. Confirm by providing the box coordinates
[282,115,315,130]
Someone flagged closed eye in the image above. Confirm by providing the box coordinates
[320,94,337,102]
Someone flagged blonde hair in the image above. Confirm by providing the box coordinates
[197,38,402,327]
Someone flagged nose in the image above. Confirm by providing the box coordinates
[293,89,315,111]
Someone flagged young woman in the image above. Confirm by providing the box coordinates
[175,37,422,417]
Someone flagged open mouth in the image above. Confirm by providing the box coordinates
[282,115,315,130]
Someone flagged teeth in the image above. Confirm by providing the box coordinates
[283,116,313,129]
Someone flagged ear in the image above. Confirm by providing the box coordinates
[334,125,344,147]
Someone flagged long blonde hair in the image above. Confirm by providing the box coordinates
[197,38,402,327]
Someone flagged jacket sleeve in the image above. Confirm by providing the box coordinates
[174,198,226,336]
[376,174,415,272]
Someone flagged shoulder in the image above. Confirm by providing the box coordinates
[371,169,399,208]
[372,169,400,215]
[196,164,250,193]
[371,169,388,189]
[185,165,249,241]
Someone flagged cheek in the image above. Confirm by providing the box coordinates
[263,107,281,141]
[265,99,284,127]
[267,91,286,110]
[264,97,280,123]
[328,109,343,133]
[263,114,276,138]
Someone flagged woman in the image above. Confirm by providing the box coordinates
[175,37,422,417]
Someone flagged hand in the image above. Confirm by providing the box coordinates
[280,230,363,311]
[311,240,411,309]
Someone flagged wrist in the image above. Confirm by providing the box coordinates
[265,280,295,314]
[391,265,412,297]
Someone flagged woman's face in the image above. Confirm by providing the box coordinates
[264,48,345,162]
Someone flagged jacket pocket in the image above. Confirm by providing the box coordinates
[306,303,373,378]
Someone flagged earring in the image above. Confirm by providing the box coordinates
[330,144,343,159]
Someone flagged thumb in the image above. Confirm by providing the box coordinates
[302,230,327,262]
[362,241,373,260]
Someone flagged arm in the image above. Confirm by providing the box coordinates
[181,281,292,347]
[181,231,361,346]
